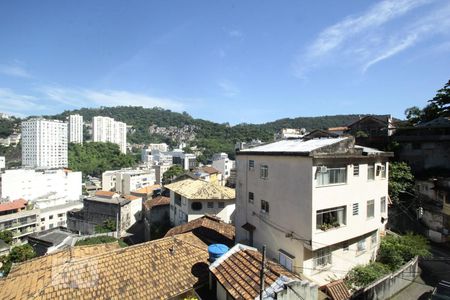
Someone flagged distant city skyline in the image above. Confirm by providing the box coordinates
[0,0,449,124]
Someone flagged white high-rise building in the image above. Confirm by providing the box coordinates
[68,114,83,144]
[21,118,68,169]
[92,116,127,153]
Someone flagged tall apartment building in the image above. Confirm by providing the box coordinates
[21,118,68,169]
[68,114,83,144]
[235,136,392,285]
[0,169,82,202]
[92,116,127,153]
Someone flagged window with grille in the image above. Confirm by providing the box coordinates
[314,248,332,268]
[279,250,294,271]
[357,238,366,253]
[316,206,346,229]
[260,165,268,179]
[353,164,359,176]
[352,203,359,216]
[248,192,254,204]
[368,164,375,181]
[261,200,269,214]
[249,160,254,170]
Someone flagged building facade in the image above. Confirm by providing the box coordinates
[212,153,236,182]
[92,116,127,153]
[0,169,82,202]
[102,169,156,195]
[38,201,83,231]
[21,118,68,169]
[68,114,83,144]
[235,137,391,285]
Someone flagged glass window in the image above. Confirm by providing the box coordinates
[40,218,45,222]
[207,202,214,209]
[316,206,346,230]
[353,164,359,176]
[279,251,294,271]
[191,202,202,211]
[368,164,375,181]
[218,202,225,208]
[261,200,269,214]
[57,213,64,218]
[317,167,347,186]
[357,239,366,253]
[380,197,386,213]
[260,165,268,179]
[314,248,332,268]
[367,200,375,218]
[249,160,254,170]
[49,215,54,220]
[380,164,387,179]
[174,193,182,206]
[248,192,254,203]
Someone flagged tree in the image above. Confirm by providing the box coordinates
[8,244,36,263]
[94,219,116,233]
[428,79,450,117]
[345,262,390,289]
[404,106,422,125]
[162,165,185,184]
[0,230,13,245]
[389,162,414,204]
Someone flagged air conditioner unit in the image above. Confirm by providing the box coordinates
[320,166,328,173]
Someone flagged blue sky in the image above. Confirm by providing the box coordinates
[0,0,449,124]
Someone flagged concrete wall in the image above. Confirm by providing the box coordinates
[351,257,419,300]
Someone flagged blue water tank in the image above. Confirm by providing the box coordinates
[208,244,229,262]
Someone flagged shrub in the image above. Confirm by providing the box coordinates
[75,236,128,248]
[346,262,390,289]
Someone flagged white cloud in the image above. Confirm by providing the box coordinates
[0,64,31,78]
[228,29,244,39]
[39,86,185,111]
[0,88,44,116]
[218,80,240,97]
[293,0,450,76]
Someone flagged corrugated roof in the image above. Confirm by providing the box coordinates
[165,215,235,246]
[0,233,209,300]
[0,199,27,213]
[239,137,347,153]
[165,178,235,200]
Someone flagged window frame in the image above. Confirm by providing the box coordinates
[380,196,386,214]
[367,164,375,181]
[260,165,268,179]
[261,199,269,214]
[314,247,332,269]
[248,192,254,204]
[357,238,366,254]
[249,160,255,170]
[316,206,346,230]
[367,200,375,219]
[207,202,214,209]
[316,166,347,186]
[278,250,294,271]
[218,201,225,208]
[191,202,203,211]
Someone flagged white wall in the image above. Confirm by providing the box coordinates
[68,114,83,144]
[1,169,82,202]
[39,201,83,231]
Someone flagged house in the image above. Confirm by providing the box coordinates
[394,117,450,174]
[345,115,397,149]
[165,178,236,226]
[235,136,392,285]
[143,195,170,241]
[165,215,235,246]
[193,166,222,185]
[0,232,210,299]
[27,227,78,256]
[0,207,39,245]
[102,168,156,195]
[209,243,326,300]
[37,201,83,231]
[212,153,236,185]
[67,191,142,235]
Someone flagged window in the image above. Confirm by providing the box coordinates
[357,239,366,253]
[261,200,269,214]
[316,206,346,229]
[368,164,375,181]
[314,248,332,268]
[207,202,214,209]
[49,224,54,229]
[40,218,45,222]
[353,164,360,176]
[249,160,255,170]
[41,226,45,231]
[367,200,375,219]
[317,167,347,186]
[352,203,359,216]
[191,202,203,211]
[174,193,182,206]
[279,250,294,271]
[49,215,54,220]
[380,164,386,179]
[218,202,225,208]
[260,165,268,179]
[371,232,377,248]
[380,197,386,213]
[248,192,254,204]
[57,213,64,218]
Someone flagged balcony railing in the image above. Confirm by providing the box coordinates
[313,253,332,269]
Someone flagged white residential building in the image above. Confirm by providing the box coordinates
[68,114,83,144]
[0,169,82,202]
[0,156,5,169]
[235,137,392,285]
[165,178,236,226]
[212,153,236,180]
[92,116,127,153]
[21,118,68,169]
[169,150,196,170]
[37,201,83,231]
[102,169,156,195]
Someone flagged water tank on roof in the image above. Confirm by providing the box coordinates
[208,244,229,262]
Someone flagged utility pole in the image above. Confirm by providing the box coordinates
[259,245,266,300]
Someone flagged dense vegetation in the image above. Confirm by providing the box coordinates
[162,165,185,184]
[388,162,415,204]
[75,236,128,248]
[68,142,137,177]
[0,244,36,276]
[345,233,430,289]
[0,117,20,138]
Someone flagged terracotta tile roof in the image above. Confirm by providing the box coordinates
[328,127,348,131]
[165,178,235,200]
[0,199,27,213]
[133,184,161,194]
[200,166,219,175]
[0,233,209,300]
[323,279,350,300]
[95,190,117,198]
[165,215,235,246]
[123,194,141,201]
[209,244,302,300]
[144,196,170,210]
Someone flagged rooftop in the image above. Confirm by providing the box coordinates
[199,166,220,175]
[144,196,170,210]
[28,228,76,246]
[165,178,235,200]
[0,199,27,213]
[165,215,235,246]
[0,233,209,299]
[133,184,161,194]
[238,137,347,154]
[94,190,117,198]
[39,201,83,213]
